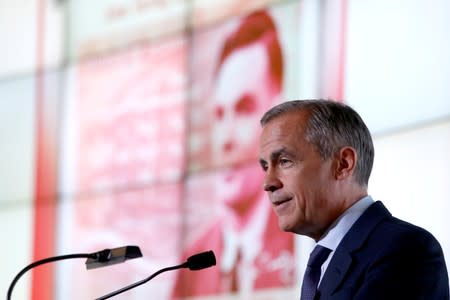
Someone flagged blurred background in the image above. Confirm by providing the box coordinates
[1,0,449,299]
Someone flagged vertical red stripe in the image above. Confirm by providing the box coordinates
[32,0,56,299]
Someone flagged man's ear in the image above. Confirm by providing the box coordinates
[334,147,357,180]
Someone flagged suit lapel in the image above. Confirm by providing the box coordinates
[318,250,352,294]
[318,201,391,296]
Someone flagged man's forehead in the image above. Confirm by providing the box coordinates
[260,123,292,151]
[261,111,307,135]
[259,112,308,149]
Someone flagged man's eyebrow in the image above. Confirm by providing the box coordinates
[259,148,290,164]
[259,148,293,169]
[270,147,290,160]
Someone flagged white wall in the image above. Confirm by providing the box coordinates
[0,76,36,300]
[370,120,450,267]
[345,0,450,277]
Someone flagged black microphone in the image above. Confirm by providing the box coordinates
[96,250,216,300]
[185,250,216,270]
[86,245,143,269]
[7,245,142,300]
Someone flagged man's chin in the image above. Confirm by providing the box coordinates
[278,220,296,233]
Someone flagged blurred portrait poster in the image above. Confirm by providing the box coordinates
[56,1,300,299]
[178,2,300,299]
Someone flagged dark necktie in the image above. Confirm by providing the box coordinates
[300,245,332,300]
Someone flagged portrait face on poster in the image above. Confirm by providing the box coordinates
[188,8,286,171]
[210,42,280,168]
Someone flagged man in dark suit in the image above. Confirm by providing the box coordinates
[258,99,449,299]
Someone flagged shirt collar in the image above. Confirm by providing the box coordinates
[318,195,374,251]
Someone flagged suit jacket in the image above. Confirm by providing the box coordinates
[317,201,449,300]
[171,210,295,299]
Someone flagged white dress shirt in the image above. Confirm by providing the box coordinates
[317,195,375,283]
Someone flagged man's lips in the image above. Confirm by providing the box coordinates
[271,197,292,206]
[271,197,293,215]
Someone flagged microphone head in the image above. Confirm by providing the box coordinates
[86,245,143,270]
[186,250,216,270]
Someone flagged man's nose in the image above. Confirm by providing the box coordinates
[263,169,282,192]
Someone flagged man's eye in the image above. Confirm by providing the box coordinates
[279,158,292,166]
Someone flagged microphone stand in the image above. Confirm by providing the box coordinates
[96,262,188,300]
[7,253,95,300]
[96,250,216,300]
[7,245,142,300]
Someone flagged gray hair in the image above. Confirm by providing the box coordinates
[260,99,374,187]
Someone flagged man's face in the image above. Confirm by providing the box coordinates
[258,112,342,240]
[211,42,278,167]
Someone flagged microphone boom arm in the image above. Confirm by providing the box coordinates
[7,253,94,300]
[95,263,188,300]
[7,245,142,300]
[95,250,216,300]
